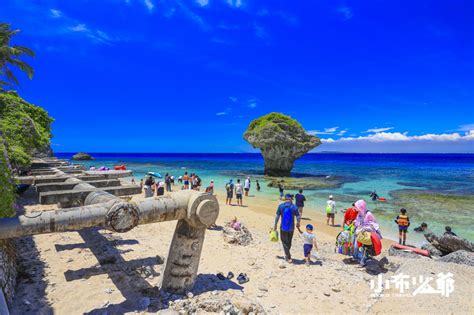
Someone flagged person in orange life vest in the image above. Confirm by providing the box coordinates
[394,208,410,245]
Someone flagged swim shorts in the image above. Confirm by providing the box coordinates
[304,244,313,257]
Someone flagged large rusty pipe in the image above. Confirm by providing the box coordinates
[0,191,218,240]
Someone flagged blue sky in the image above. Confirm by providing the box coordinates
[1,0,473,153]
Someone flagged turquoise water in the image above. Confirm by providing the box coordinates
[57,153,474,243]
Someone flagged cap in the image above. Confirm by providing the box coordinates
[329,195,333,199]
[306,224,314,230]
[285,194,293,200]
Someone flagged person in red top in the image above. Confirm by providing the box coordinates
[343,203,358,228]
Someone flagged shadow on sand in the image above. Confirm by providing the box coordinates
[60,228,243,314]
[10,187,54,315]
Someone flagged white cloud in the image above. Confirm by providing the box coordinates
[365,127,394,133]
[196,0,209,7]
[226,0,243,8]
[459,124,474,131]
[322,130,474,144]
[68,24,88,32]
[248,100,257,108]
[337,5,353,20]
[309,127,339,135]
[143,0,154,12]
[229,96,237,102]
[337,129,348,136]
[216,112,228,116]
[50,9,63,18]
[67,24,113,44]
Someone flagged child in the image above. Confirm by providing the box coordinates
[394,208,410,245]
[298,224,319,266]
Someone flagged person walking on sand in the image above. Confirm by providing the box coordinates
[394,208,410,245]
[274,194,301,263]
[235,179,244,206]
[225,179,234,205]
[326,195,336,226]
[244,177,251,196]
[295,189,306,217]
[256,180,261,192]
[297,224,318,266]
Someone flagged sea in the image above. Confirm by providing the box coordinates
[55,153,474,244]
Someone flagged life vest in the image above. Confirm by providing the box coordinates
[397,215,409,227]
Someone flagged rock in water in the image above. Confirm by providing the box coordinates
[243,112,320,176]
[72,152,95,160]
[438,250,474,266]
[424,233,474,254]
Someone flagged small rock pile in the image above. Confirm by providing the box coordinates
[169,293,265,314]
[222,224,253,246]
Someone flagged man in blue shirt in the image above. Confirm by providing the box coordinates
[274,194,301,263]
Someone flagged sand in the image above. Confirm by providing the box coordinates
[10,187,474,314]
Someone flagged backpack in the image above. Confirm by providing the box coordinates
[326,204,333,214]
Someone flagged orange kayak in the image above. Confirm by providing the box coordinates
[392,244,430,257]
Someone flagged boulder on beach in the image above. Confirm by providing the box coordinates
[438,250,474,267]
[72,152,95,160]
[421,243,443,258]
[243,112,320,176]
[424,232,474,254]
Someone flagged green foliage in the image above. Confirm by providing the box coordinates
[245,112,303,136]
[0,134,16,217]
[0,22,35,91]
[0,91,54,168]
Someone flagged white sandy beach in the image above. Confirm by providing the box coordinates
[10,187,474,314]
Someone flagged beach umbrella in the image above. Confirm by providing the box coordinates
[147,172,162,178]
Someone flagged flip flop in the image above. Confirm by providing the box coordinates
[227,272,234,280]
[216,272,226,280]
[237,273,249,284]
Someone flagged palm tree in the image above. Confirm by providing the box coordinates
[0,22,35,91]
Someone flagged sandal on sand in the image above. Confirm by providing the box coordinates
[216,272,226,280]
[227,272,234,280]
[237,273,249,284]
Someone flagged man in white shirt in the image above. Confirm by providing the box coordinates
[244,177,251,196]
[326,195,337,226]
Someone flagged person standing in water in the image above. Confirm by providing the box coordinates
[394,208,410,245]
[256,180,261,192]
[278,181,285,200]
[244,177,251,196]
[326,195,336,226]
[274,194,301,263]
